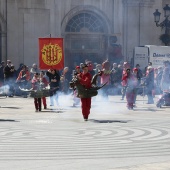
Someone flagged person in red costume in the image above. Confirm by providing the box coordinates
[77,64,92,121]
[122,68,137,109]
[121,62,130,100]
[32,73,41,112]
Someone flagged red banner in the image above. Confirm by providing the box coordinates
[39,38,64,70]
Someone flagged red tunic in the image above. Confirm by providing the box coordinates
[122,71,128,87]
[79,72,92,89]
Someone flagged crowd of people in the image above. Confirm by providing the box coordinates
[0,59,169,120]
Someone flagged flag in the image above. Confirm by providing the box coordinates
[39,38,64,70]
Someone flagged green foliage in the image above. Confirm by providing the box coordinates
[159,34,170,46]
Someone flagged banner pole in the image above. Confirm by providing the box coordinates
[49,34,52,69]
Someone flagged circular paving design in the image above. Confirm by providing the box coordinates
[0,121,170,160]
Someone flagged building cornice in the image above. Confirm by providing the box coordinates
[123,0,155,7]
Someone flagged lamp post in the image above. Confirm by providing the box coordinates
[153,4,170,45]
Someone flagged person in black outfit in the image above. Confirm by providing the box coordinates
[145,66,154,104]
[135,64,143,95]
[136,64,143,84]
[72,66,81,107]
[60,67,72,94]
[46,69,60,107]
[4,60,15,97]
[16,63,24,77]
[86,61,95,77]
[0,61,5,86]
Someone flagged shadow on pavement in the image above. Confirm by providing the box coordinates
[0,106,20,109]
[134,107,159,112]
[0,119,19,122]
[89,119,130,123]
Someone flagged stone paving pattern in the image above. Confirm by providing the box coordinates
[0,95,170,170]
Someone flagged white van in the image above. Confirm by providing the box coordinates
[134,45,170,69]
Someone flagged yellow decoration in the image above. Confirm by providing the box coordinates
[41,43,62,66]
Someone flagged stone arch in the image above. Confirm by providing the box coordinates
[61,5,112,67]
[61,5,111,35]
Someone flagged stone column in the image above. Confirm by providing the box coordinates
[122,0,155,62]
[0,1,7,63]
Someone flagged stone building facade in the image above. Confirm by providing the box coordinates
[0,0,169,68]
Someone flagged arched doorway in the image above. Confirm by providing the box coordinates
[62,6,111,69]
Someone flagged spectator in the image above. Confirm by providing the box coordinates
[16,63,24,77]
[0,61,5,86]
[16,65,31,98]
[155,66,163,94]
[160,61,170,93]
[60,67,71,94]
[111,63,122,95]
[136,64,143,84]
[145,66,154,104]
[94,64,102,86]
[4,60,15,97]
[86,61,95,77]
[101,60,111,99]
[46,69,60,107]
[30,63,39,78]
[94,64,102,74]
[72,66,81,107]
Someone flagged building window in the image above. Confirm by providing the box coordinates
[71,39,100,50]
[65,12,105,33]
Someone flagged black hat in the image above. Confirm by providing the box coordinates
[81,63,88,69]
[34,72,40,76]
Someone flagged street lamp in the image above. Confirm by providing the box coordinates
[153,9,161,23]
[153,4,170,34]
[153,4,170,45]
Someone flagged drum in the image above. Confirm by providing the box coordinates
[30,89,50,98]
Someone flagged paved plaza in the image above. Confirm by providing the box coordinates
[0,94,170,170]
